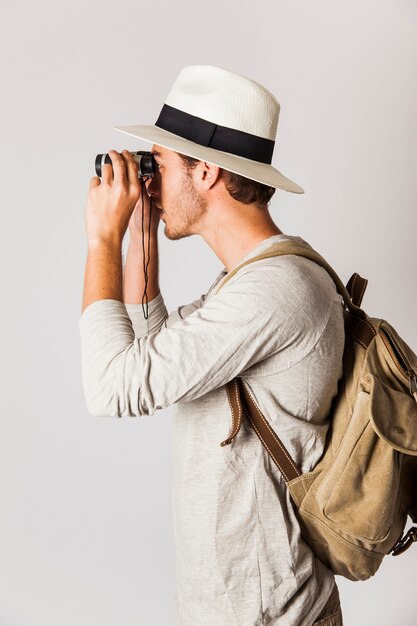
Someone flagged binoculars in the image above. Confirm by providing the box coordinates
[95,151,157,179]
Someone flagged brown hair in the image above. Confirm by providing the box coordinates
[177,153,276,209]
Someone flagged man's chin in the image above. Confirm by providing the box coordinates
[163,224,190,242]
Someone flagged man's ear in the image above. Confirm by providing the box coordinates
[200,161,222,189]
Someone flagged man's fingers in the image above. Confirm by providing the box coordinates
[122,150,140,188]
[108,149,127,186]
[101,162,113,184]
[144,177,153,197]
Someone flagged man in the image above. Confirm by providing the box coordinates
[80,65,345,625]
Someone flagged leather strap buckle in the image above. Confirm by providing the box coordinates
[390,526,417,556]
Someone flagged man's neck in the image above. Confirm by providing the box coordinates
[199,206,283,273]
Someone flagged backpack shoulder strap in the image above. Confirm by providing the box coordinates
[214,239,367,319]
[346,272,368,308]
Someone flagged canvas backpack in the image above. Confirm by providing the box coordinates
[214,238,417,581]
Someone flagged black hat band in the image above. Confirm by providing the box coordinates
[154,104,274,164]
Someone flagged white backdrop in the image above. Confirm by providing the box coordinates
[1,0,416,624]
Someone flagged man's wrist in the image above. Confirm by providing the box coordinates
[128,228,159,246]
[88,234,123,252]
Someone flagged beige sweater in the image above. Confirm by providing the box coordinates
[79,233,345,626]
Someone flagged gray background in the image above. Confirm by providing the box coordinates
[1,0,416,624]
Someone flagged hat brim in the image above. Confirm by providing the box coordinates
[112,124,304,194]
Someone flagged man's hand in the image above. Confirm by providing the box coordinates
[85,149,141,246]
[128,174,161,238]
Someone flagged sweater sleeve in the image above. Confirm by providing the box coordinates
[78,264,333,418]
[124,293,169,337]
[123,271,226,337]
[124,290,214,337]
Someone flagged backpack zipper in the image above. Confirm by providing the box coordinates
[380,325,417,401]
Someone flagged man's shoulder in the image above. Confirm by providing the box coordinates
[224,251,338,299]
[211,255,340,337]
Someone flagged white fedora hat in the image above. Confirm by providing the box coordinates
[113,65,304,194]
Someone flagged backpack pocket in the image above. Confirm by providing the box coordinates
[369,375,417,455]
[316,382,402,544]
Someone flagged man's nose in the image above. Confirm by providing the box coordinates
[145,174,160,198]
